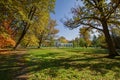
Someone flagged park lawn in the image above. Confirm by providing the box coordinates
[0,48,120,80]
[26,48,120,80]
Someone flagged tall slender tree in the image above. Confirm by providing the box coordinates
[13,0,56,49]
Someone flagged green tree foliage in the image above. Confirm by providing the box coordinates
[79,27,91,48]
[79,38,86,47]
[31,11,50,48]
[36,18,59,48]
[96,34,107,48]
[92,35,98,47]
[0,0,56,49]
[46,19,59,47]
[21,32,39,48]
[71,37,79,47]
[21,18,59,48]
[63,0,120,57]
[58,36,68,43]
[111,28,120,49]
[14,0,56,49]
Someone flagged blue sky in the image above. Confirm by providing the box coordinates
[50,0,82,40]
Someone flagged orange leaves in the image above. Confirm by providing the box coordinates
[0,35,16,48]
[6,37,16,46]
[0,19,16,48]
[3,19,13,35]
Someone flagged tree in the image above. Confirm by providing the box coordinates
[111,28,120,49]
[45,19,59,47]
[34,18,59,48]
[21,31,39,48]
[97,34,107,48]
[71,37,80,47]
[0,0,56,49]
[92,35,97,47]
[79,38,86,47]
[0,18,16,48]
[58,36,68,43]
[0,33,15,48]
[32,11,50,48]
[13,0,56,49]
[63,0,120,58]
[79,27,91,48]
[92,35,102,47]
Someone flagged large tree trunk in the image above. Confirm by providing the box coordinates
[102,21,119,58]
[13,23,30,49]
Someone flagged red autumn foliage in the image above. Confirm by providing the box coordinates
[0,19,16,48]
[3,19,13,35]
[0,35,16,48]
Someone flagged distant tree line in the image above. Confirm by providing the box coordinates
[70,27,120,49]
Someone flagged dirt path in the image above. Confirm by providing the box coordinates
[0,49,30,80]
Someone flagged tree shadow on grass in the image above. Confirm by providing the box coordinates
[33,52,61,58]
[0,51,120,80]
[0,53,29,80]
[66,48,108,54]
[18,53,120,79]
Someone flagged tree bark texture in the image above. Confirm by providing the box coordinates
[102,20,119,58]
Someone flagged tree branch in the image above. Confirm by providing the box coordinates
[81,16,101,21]
[80,22,103,31]
[106,1,120,20]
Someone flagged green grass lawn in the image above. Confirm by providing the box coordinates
[0,48,120,80]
